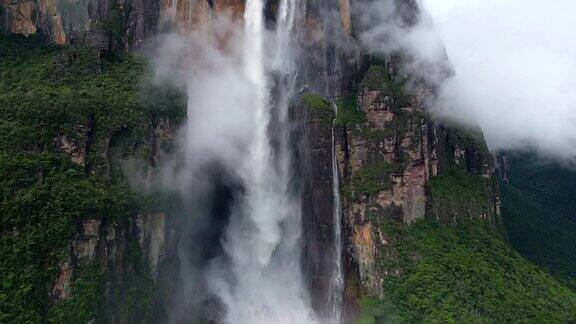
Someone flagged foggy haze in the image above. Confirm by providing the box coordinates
[424,0,576,158]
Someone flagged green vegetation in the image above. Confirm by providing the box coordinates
[0,35,183,321]
[343,60,576,324]
[0,35,185,157]
[500,152,576,288]
[347,161,404,199]
[302,93,330,111]
[358,166,575,323]
[103,0,133,47]
[359,219,576,323]
[359,64,411,111]
[356,297,405,324]
[351,63,424,140]
[446,125,491,159]
[301,93,334,126]
[47,266,105,323]
[335,95,365,126]
[0,152,136,322]
[360,65,389,91]
[426,168,496,226]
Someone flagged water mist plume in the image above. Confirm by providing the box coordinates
[148,2,318,323]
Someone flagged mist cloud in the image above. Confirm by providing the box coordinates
[143,10,316,322]
[423,0,576,158]
[359,0,576,159]
[142,19,259,194]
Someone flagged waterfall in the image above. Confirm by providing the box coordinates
[205,0,316,323]
[328,102,344,323]
[160,0,344,321]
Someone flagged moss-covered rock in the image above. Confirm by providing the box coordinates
[346,161,404,199]
[335,95,366,126]
[426,168,499,229]
[300,93,334,127]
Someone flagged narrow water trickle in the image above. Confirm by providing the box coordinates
[328,102,344,323]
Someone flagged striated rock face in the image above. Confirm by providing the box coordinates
[287,0,503,319]
[213,0,244,20]
[136,212,167,280]
[290,94,336,318]
[73,218,103,265]
[2,0,37,36]
[50,258,74,302]
[49,213,178,318]
[0,0,248,47]
[338,0,351,37]
[336,60,503,318]
[1,0,160,48]
[494,151,511,183]
[293,2,503,319]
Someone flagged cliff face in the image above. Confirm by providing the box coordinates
[8,0,575,323]
[334,59,502,313]
[0,0,158,49]
[0,0,243,48]
[0,36,186,322]
[291,0,504,318]
[290,94,337,318]
[50,212,179,322]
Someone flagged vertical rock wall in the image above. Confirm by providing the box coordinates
[49,212,179,322]
[290,94,336,318]
[0,0,245,47]
[334,60,504,319]
[1,0,157,48]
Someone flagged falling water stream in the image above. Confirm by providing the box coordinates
[328,102,344,323]
[169,0,344,321]
[208,0,318,323]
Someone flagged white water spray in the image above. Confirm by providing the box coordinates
[206,0,317,323]
[328,102,344,323]
[156,0,344,321]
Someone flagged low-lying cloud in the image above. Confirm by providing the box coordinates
[360,0,576,159]
[423,0,576,158]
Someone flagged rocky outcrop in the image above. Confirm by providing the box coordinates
[1,0,38,36]
[45,52,182,321]
[494,151,511,183]
[301,2,505,317]
[136,212,167,279]
[55,134,87,167]
[335,59,502,314]
[49,212,178,319]
[50,258,74,302]
[338,0,351,37]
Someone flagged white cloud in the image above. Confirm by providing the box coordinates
[421,0,576,158]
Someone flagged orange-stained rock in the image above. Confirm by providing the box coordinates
[3,0,37,35]
[352,223,380,292]
[175,0,212,30]
[338,0,351,37]
[214,0,245,21]
[51,14,66,44]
